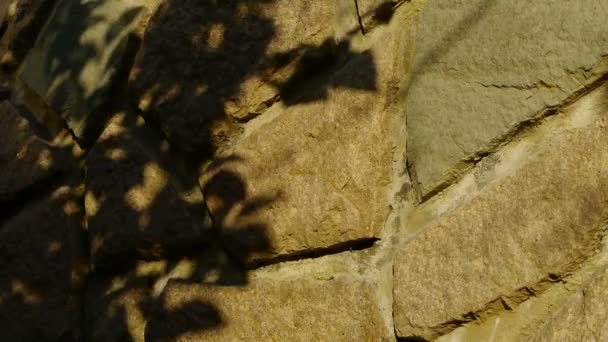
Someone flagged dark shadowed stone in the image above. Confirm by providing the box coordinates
[85,114,213,268]
[130,0,360,152]
[0,101,72,204]
[146,253,386,341]
[394,84,608,340]
[18,0,144,143]
[200,12,411,264]
[0,185,88,341]
[85,246,248,342]
[407,0,608,196]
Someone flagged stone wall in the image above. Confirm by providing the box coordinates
[1,0,607,341]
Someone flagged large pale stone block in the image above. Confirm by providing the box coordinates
[146,253,386,341]
[394,83,608,340]
[406,0,608,195]
[0,185,87,341]
[0,0,56,68]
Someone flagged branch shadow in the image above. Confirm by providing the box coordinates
[0,0,396,340]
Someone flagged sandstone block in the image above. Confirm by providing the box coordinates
[0,0,56,68]
[406,0,608,195]
[394,84,608,339]
[530,265,608,342]
[146,254,386,341]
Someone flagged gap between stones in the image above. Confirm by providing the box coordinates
[245,238,379,270]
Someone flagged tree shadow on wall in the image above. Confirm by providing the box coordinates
[0,0,401,341]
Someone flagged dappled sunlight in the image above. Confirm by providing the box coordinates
[17,0,144,142]
[35,148,52,169]
[125,162,168,213]
[0,0,399,339]
[11,279,42,305]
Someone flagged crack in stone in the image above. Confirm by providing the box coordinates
[354,0,366,35]
[246,238,379,270]
[476,80,563,91]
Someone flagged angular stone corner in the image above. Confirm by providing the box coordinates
[530,265,608,342]
[17,0,144,143]
[0,185,87,341]
[130,0,363,152]
[200,17,411,264]
[406,0,608,195]
[394,83,608,340]
[146,253,386,341]
[0,100,72,203]
[85,114,213,267]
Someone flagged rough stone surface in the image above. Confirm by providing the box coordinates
[530,265,608,342]
[200,16,409,264]
[18,0,144,142]
[406,0,608,195]
[0,185,87,341]
[130,0,361,152]
[394,84,608,340]
[146,253,386,341]
[0,0,56,68]
[0,100,69,203]
[85,114,213,267]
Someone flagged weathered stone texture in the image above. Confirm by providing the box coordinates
[0,101,69,202]
[147,254,385,341]
[85,114,212,267]
[130,0,362,152]
[530,265,608,342]
[394,84,608,339]
[18,0,144,142]
[0,0,57,68]
[406,0,608,195]
[200,17,409,264]
[0,185,87,341]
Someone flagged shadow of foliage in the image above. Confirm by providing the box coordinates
[0,0,397,340]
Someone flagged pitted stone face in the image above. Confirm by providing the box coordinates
[17,0,144,145]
